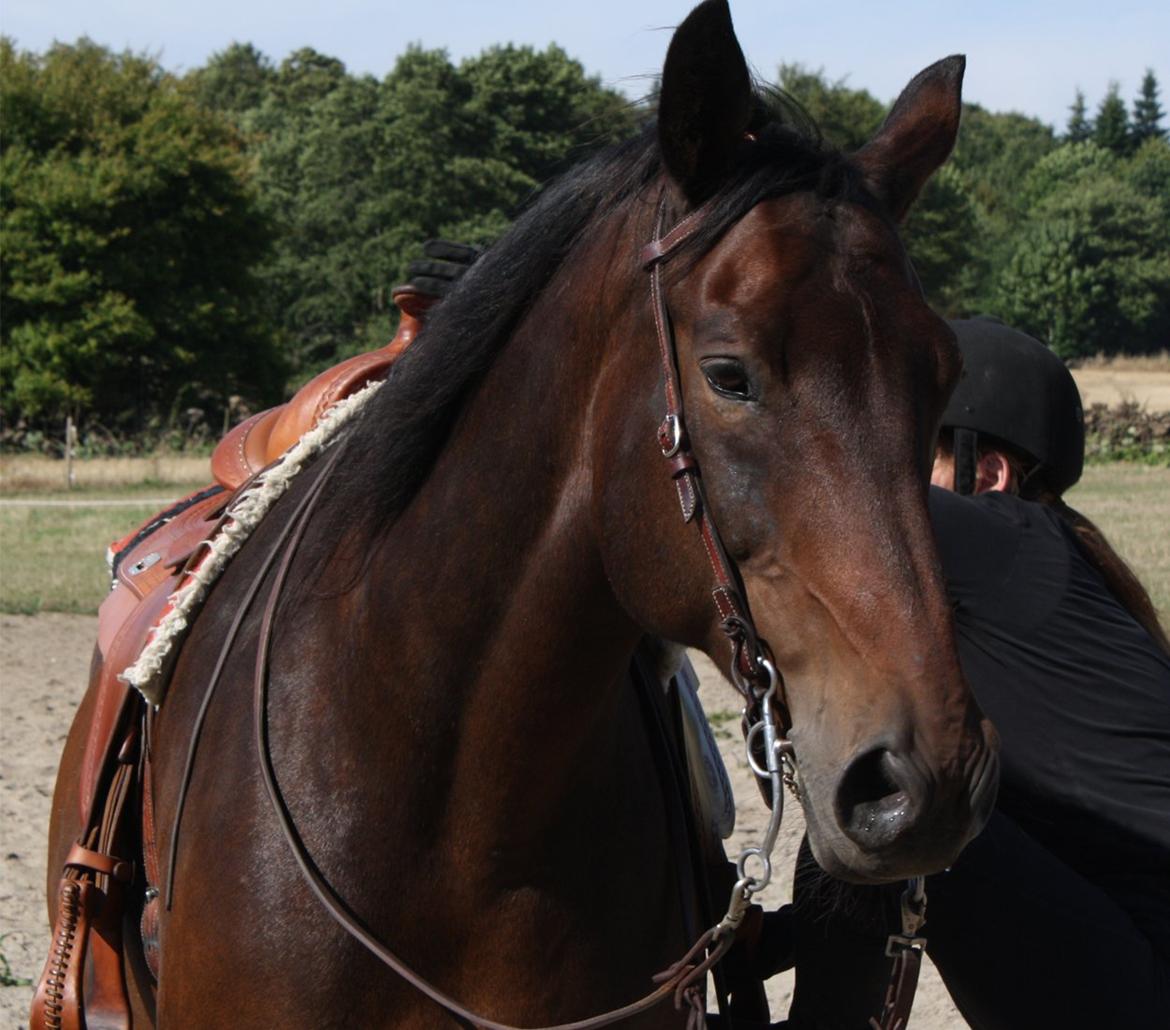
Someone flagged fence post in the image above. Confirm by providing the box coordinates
[65,416,78,490]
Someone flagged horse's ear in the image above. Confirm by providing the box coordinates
[854,56,965,222]
[658,0,752,205]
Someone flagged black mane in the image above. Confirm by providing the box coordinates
[334,86,856,531]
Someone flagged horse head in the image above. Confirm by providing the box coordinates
[593,0,998,883]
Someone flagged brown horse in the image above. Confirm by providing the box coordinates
[46,1,998,1025]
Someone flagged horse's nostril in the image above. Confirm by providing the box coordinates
[835,748,918,849]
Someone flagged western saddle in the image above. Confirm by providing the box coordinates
[30,285,438,1030]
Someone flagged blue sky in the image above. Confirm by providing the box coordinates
[3,1,1167,129]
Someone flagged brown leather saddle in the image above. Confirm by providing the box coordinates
[30,289,435,1030]
[211,288,431,491]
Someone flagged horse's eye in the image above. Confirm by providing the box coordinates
[700,358,754,401]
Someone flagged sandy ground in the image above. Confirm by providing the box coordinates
[1072,368,1170,411]
[0,615,965,1028]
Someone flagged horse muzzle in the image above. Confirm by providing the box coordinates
[802,726,1000,883]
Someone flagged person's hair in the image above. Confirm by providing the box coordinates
[1033,487,1170,656]
[937,429,1170,656]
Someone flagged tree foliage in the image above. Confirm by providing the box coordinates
[4,38,1167,446]
[185,42,275,118]
[1094,83,1131,156]
[900,165,981,316]
[993,143,1170,356]
[1066,89,1091,143]
[1132,69,1167,145]
[777,64,884,150]
[196,42,639,378]
[0,39,281,436]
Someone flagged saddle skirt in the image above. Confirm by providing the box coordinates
[100,376,386,708]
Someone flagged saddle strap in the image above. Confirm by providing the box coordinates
[31,746,139,1030]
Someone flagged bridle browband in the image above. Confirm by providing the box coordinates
[168,188,922,1029]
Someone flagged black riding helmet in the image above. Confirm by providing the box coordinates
[942,317,1085,496]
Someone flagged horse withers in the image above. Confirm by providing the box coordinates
[42,2,997,1026]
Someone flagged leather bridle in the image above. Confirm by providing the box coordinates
[640,194,788,728]
[643,193,928,1030]
[642,193,928,1030]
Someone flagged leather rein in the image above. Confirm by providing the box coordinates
[228,194,778,1030]
[168,190,920,1028]
[246,194,779,1030]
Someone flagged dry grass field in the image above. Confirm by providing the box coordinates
[1,368,1167,616]
[1071,351,1170,412]
[0,455,213,615]
[0,453,209,494]
[1066,464,1170,612]
[1,460,1167,619]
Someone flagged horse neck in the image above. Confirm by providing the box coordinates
[300,212,658,851]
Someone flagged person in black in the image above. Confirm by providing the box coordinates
[780,318,1170,1029]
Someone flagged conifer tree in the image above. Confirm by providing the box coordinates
[1132,69,1167,145]
[1094,82,1131,155]
[1066,89,1091,142]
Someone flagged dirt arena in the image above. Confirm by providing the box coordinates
[0,613,966,1028]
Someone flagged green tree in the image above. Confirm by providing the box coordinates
[1132,69,1167,145]
[197,42,640,381]
[0,39,280,435]
[950,105,1057,219]
[249,60,385,371]
[992,143,1170,356]
[185,42,274,119]
[1127,136,1170,201]
[901,165,981,316]
[929,104,1056,313]
[1094,82,1131,155]
[776,64,884,150]
[1014,139,1117,210]
[1066,89,1091,142]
